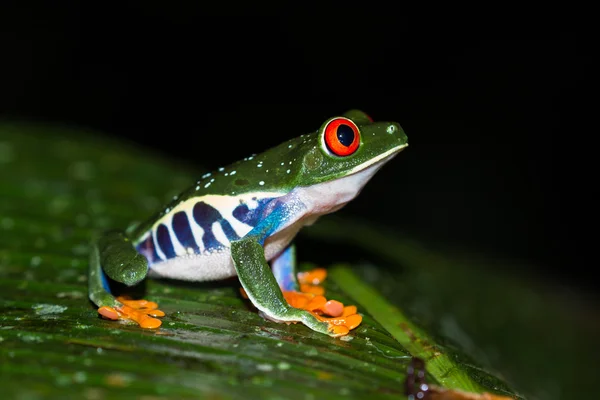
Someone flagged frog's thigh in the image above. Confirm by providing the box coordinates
[271,244,300,292]
[97,230,149,286]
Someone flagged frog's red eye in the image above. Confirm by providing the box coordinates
[324,118,360,156]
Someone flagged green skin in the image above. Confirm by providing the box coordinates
[89,110,408,336]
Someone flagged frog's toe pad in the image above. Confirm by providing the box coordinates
[97,296,165,329]
[98,306,120,320]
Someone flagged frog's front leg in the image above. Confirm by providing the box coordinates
[89,230,164,328]
[231,205,362,337]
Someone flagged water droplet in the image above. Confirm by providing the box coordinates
[277,362,290,370]
[30,256,42,267]
[256,363,273,372]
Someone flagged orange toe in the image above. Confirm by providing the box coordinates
[299,283,325,295]
[343,314,362,330]
[305,295,327,311]
[330,325,350,336]
[342,305,357,317]
[148,309,165,317]
[297,268,327,285]
[98,306,120,320]
[282,291,311,309]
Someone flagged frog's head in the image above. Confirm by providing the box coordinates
[269,110,409,210]
[294,110,408,187]
[220,110,407,206]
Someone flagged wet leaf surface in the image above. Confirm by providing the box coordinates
[2,121,581,399]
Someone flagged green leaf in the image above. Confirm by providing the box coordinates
[0,121,534,399]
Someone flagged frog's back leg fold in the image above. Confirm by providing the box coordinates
[89,230,164,329]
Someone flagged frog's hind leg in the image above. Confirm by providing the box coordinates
[89,230,164,329]
[271,244,300,292]
[231,201,362,337]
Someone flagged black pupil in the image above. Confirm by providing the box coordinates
[337,124,355,147]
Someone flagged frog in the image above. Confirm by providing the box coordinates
[88,110,408,337]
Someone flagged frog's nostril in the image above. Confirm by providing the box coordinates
[386,124,397,135]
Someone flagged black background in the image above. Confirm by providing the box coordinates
[1,5,593,292]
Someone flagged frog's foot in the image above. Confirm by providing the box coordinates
[281,291,362,336]
[282,291,343,316]
[308,307,362,336]
[297,268,327,295]
[97,296,165,329]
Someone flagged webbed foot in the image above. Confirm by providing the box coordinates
[240,287,363,336]
[308,306,362,336]
[281,290,362,336]
[98,296,165,329]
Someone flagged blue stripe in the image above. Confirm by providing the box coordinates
[232,197,274,227]
[172,211,199,253]
[192,201,240,250]
[156,223,176,259]
[136,234,162,264]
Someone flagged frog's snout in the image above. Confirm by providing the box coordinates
[386,122,408,146]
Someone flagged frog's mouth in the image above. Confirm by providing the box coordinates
[295,143,409,214]
[346,143,408,176]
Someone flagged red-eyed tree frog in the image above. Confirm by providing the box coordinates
[88,110,408,337]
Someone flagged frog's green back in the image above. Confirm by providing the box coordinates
[130,110,407,240]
